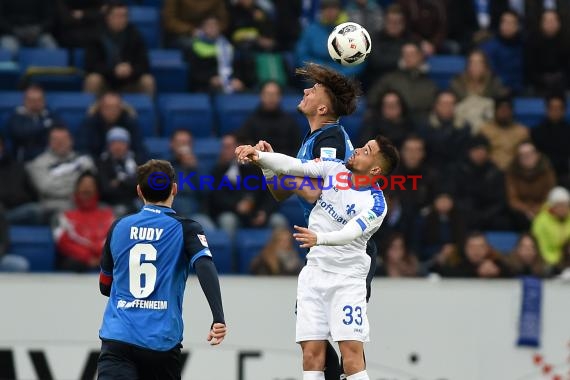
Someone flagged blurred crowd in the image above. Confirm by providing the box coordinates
[0,0,569,278]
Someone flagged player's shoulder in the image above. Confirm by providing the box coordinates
[109,212,138,233]
[164,213,204,233]
[369,187,387,217]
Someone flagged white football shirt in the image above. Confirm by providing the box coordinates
[258,153,387,278]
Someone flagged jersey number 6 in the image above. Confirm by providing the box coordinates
[129,243,157,298]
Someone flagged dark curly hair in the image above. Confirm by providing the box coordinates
[296,63,362,117]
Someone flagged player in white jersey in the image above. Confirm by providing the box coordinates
[237,135,399,380]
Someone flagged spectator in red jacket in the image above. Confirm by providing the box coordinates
[53,172,115,272]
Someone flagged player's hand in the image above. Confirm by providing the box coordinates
[235,145,259,164]
[207,323,227,346]
[293,225,318,248]
[255,140,274,153]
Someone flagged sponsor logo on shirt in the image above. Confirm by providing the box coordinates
[198,234,208,247]
[320,147,337,159]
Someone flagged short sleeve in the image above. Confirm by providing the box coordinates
[180,219,213,267]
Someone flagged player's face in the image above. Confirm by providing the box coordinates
[346,139,381,175]
[297,83,331,117]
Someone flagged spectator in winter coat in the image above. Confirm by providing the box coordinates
[532,187,570,266]
[84,1,155,95]
[481,11,524,94]
[53,172,114,272]
[26,126,95,223]
[5,84,62,162]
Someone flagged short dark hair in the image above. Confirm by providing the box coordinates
[75,171,100,193]
[296,63,362,117]
[105,0,127,15]
[386,3,405,16]
[136,159,176,203]
[375,135,399,176]
[545,93,566,107]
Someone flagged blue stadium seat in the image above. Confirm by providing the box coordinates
[158,93,214,138]
[18,48,82,90]
[144,137,170,159]
[0,49,18,89]
[18,48,68,69]
[9,226,55,272]
[214,94,259,135]
[122,93,157,137]
[513,97,544,127]
[206,229,234,274]
[0,48,13,62]
[72,48,85,69]
[428,55,466,89]
[48,92,95,138]
[235,228,273,273]
[129,6,161,48]
[279,196,306,228]
[149,49,188,92]
[341,99,366,141]
[485,231,520,254]
[194,137,221,175]
[0,91,21,131]
[281,94,307,134]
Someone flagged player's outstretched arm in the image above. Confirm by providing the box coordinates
[194,257,226,345]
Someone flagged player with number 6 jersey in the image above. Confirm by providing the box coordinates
[97,159,226,380]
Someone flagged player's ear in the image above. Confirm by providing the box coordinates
[370,166,382,176]
[317,104,328,115]
[136,185,145,201]
[171,182,178,197]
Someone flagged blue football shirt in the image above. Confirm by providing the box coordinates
[99,204,211,351]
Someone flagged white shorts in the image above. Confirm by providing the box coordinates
[295,265,370,343]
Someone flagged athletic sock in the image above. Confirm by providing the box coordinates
[346,370,369,380]
[303,371,325,380]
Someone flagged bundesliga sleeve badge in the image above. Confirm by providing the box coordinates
[197,234,208,247]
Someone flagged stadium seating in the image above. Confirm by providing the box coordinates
[122,93,157,137]
[72,48,85,69]
[158,93,214,137]
[129,6,161,49]
[48,92,95,138]
[0,48,18,89]
[235,228,273,273]
[485,231,520,254]
[144,137,170,159]
[279,196,306,229]
[205,229,234,274]
[193,137,222,175]
[428,55,466,89]
[0,91,22,132]
[341,99,366,141]
[18,48,82,91]
[9,226,55,272]
[149,49,188,92]
[214,94,259,135]
[513,97,544,127]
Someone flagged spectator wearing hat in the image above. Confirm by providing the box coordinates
[531,94,570,187]
[452,135,511,231]
[26,126,95,223]
[80,91,146,160]
[506,141,556,230]
[295,0,365,78]
[532,186,570,266]
[479,96,529,171]
[96,127,138,216]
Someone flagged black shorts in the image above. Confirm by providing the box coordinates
[97,340,182,380]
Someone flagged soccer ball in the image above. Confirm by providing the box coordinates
[327,22,371,66]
